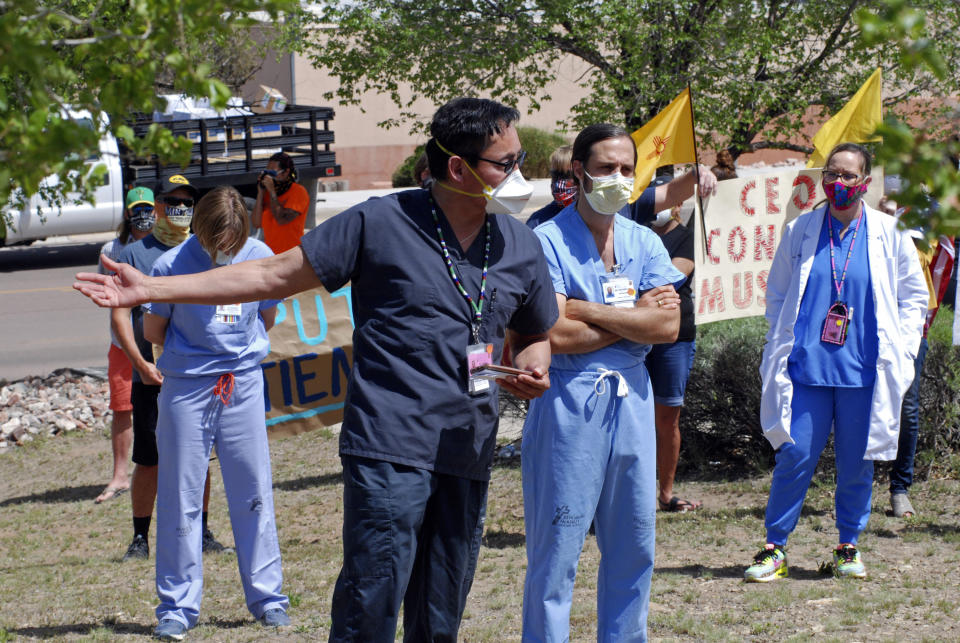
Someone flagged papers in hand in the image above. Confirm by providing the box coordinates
[469,364,533,380]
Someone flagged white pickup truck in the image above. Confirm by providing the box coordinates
[1,105,340,246]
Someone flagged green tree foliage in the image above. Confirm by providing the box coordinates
[0,0,295,211]
[306,0,960,161]
[857,0,960,237]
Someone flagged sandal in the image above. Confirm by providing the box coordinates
[891,493,915,518]
[94,486,129,504]
[658,496,701,512]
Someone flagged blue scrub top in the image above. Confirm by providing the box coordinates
[788,210,878,387]
[301,188,559,481]
[115,234,177,382]
[535,204,686,372]
[145,236,278,377]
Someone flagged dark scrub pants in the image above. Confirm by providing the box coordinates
[329,456,488,643]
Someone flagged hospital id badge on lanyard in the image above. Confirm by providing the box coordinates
[821,301,852,345]
[600,268,636,308]
[215,303,242,324]
[467,342,494,395]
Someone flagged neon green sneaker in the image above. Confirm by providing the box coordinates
[833,544,866,579]
[744,545,788,582]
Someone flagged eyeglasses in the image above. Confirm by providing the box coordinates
[162,197,194,208]
[822,170,862,185]
[476,150,527,174]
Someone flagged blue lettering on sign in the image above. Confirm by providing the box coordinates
[293,295,328,345]
[293,352,328,404]
[330,347,350,397]
[330,286,355,327]
[274,301,287,325]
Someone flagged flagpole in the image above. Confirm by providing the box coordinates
[686,84,708,260]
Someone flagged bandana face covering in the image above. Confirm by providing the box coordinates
[551,177,578,207]
[152,214,191,247]
[823,180,869,210]
[129,208,156,232]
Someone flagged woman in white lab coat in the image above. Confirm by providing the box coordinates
[745,143,928,583]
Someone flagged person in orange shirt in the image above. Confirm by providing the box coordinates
[252,152,310,254]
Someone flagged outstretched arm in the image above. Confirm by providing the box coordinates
[75,246,321,308]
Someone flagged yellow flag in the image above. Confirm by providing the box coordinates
[806,67,883,168]
[629,88,698,203]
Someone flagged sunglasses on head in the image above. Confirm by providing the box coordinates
[162,197,194,208]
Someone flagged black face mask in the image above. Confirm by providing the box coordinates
[274,175,295,196]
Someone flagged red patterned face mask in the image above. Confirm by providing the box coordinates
[551,177,578,206]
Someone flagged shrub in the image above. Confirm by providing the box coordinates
[392,144,426,188]
[679,316,773,478]
[516,127,568,179]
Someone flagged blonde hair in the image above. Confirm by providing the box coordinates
[192,186,249,256]
[550,145,574,176]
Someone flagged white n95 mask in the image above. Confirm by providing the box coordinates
[483,168,534,215]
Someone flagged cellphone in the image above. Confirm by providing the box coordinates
[262,169,278,177]
[470,364,534,380]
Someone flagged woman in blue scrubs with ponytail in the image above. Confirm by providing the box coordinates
[745,143,928,583]
[143,186,289,641]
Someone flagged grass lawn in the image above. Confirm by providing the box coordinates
[1,426,959,641]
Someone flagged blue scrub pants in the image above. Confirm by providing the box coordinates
[890,336,928,494]
[765,382,875,547]
[155,369,288,629]
[329,455,488,643]
[522,362,656,643]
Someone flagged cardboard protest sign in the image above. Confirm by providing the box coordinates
[262,285,354,437]
[694,167,882,325]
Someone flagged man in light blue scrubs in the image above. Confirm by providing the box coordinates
[522,124,686,643]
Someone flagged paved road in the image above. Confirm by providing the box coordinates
[0,236,111,382]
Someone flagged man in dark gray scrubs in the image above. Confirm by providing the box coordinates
[76,97,558,642]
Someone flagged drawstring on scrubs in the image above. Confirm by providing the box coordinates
[594,368,629,398]
[214,373,235,405]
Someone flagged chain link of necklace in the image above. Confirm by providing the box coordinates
[429,199,491,336]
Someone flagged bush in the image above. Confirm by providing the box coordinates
[392,144,426,188]
[516,127,568,178]
[679,317,772,478]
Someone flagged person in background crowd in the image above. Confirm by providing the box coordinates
[526,144,576,228]
[522,123,684,642]
[252,152,310,255]
[76,97,558,643]
[745,143,928,583]
[95,186,156,504]
[413,151,433,188]
[879,176,955,518]
[144,186,289,641]
[646,204,700,513]
[526,149,717,230]
[111,175,230,562]
[711,149,738,181]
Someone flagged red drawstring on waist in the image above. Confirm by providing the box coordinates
[213,373,235,405]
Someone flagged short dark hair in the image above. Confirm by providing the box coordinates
[426,98,520,180]
[571,124,635,169]
[269,152,297,182]
[825,142,872,176]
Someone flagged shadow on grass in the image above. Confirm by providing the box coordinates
[902,522,960,537]
[274,471,342,492]
[656,563,827,581]
[12,621,148,638]
[0,483,102,506]
[483,529,525,549]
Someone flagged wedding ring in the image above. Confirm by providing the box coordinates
[657,299,662,307]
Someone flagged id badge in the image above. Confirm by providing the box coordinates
[600,274,636,308]
[467,343,494,395]
[821,302,850,346]
[215,303,242,324]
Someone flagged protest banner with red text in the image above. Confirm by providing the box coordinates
[694,167,882,325]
